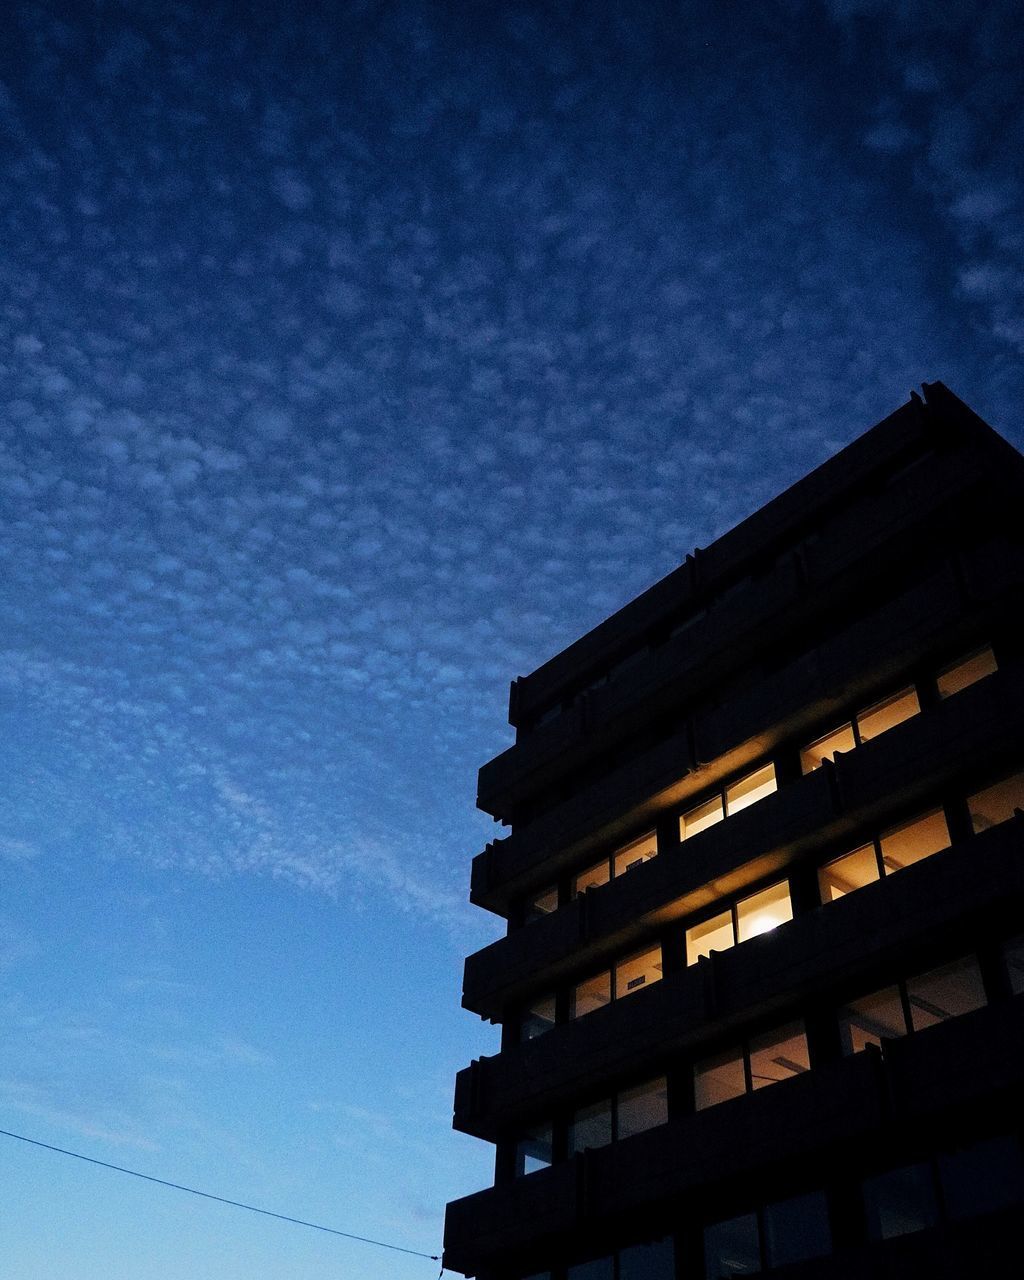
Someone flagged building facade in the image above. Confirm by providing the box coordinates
[443,382,1024,1280]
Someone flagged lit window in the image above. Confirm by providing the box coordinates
[763,1191,831,1269]
[1003,934,1024,995]
[857,686,921,743]
[863,1163,938,1240]
[571,1098,613,1154]
[748,1021,809,1089]
[521,994,557,1041]
[617,1078,668,1139]
[573,971,611,1020]
[515,1122,553,1177]
[735,881,792,943]
[616,945,662,998]
[704,1212,760,1279]
[725,763,778,816]
[694,1046,747,1111]
[801,722,855,773]
[686,909,734,966]
[878,808,949,873]
[680,794,724,841]
[800,684,922,774]
[968,769,1024,833]
[937,645,997,699]
[613,831,657,877]
[818,844,880,903]
[839,986,907,1054]
[574,858,611,897]
[905,956,986,1032]
[527,885,559,921]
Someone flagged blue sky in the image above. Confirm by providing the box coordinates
[1,2,1022,1276]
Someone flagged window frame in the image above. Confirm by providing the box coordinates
[571,941,664,1020]
[817,805,951,904]
[800,682,921,774]
[694,1018,811,1111]
[685,878,793,967]
[679,761,778,842]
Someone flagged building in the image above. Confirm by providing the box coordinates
[442,382,1024,1280]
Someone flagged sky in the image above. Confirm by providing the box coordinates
[1,1,1022,1276]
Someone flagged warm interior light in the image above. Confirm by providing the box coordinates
[744,912,784,938]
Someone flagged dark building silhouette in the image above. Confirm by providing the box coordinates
[443,383,1024,1280]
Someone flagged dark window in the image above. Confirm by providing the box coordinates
[618,1238,675,1280]
[938,1136,1024,1221]
[763,1191,831,1268]
[515,1123,553,1177]
[863,1163,939,1240]
[704,1212,760,1277]
[1004,934,1024,995]
[568,1258,614,1280]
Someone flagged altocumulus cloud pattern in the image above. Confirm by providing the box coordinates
[1,0,1023,931]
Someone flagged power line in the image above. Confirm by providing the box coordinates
[0,1126,441,1263]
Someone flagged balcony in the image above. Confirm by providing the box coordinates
[444,997,1024,1276]
[470,535,1024,915]
[480,437,1005,821]
[462,664,1024,1020]
[454,817,1024,1140]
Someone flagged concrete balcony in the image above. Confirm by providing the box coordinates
[454,817,1024,1141]
[462,663,1024,1020]
[443,997,1024,1276]
[470,534,1023,916]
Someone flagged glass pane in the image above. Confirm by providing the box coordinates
[863,1163,938,1240]
[571,1098,613,1154]
[879,808,950,874]
[725,763,778,816]
[818,844,880,903]
[619,1239,674,1280]
[574,859,611,897]
[573,971,612,1019]
[839,987,907,1054]
[694,1046,746,1110]
[516,1122,553,1176]
[763,1190,831,1268]
[748,1020,810,1090]
[704,1212,760,1278]
[800,722,855,773]
[937,646,997,699]
[1004,934,1024,995]
[938,1135,1024,1221]
[522,994,557,1040]
[680,794,725,841]
[687,910,734,966]
[527,885,559,921]
[857,686,921,742]
[567,1258,614,1280]
[616,945,663,998]
[618,1078,668,1139]
[613,831,658,877]
[905,955,986,1031]
[735,881,792,943]
[968,770,1024,834]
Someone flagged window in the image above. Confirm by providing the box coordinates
[695,1022,809,1111]
[968,769,1024,833]
[572,945,663,1020]
[704,1211,760,1278]
[838,955,986,1054]
[705,1194,830,1277]
[801,685,920,774]
[762,1191,831,1268]
[863,1163,939,1240]
[680,764,777,841]
[568,1259,614,1280]
[573,832,657,900]
[613,831,658,877]
[515,1122,553,1177]
[567,1241,674,1280]
[521,994,557,1041]
[572,1078,668,1154]
[686,880,792,966]
[526,885,559,922]
[937,645,997,699]
[938,1136,1024,1221]
[818,808,950,904]
[1003,934,1024,995]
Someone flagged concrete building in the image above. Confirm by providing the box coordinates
[443,382,1024,1279]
